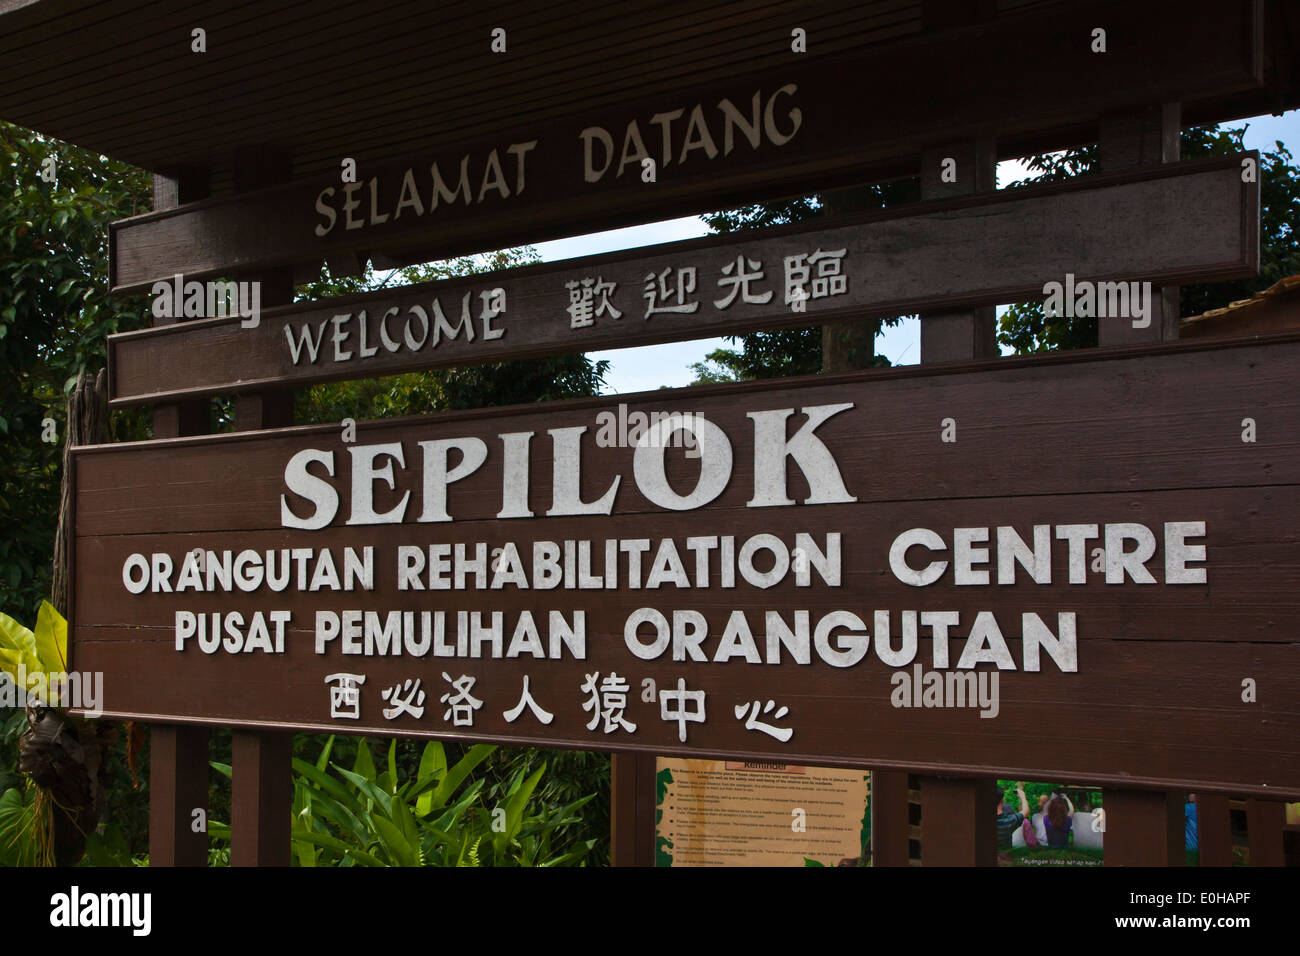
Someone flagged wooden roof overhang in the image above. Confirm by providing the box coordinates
[2,0,1297,283]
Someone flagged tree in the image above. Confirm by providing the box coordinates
[0,123,152,619]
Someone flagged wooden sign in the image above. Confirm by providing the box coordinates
[71,334,1300,795]
[108,155,1259,406]
[105,0,1264,293]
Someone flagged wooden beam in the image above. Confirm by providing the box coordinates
[1103,789,1184,866]
[108,155,1260,406]
[148,724,210,867]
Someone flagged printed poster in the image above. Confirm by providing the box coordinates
[654,758,870,866]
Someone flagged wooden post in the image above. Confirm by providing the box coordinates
[230,731,293,867]
[1102,789,1184,866]
[870,769,911,866]
[1196,793,1234,866]
[149,169,212,439]
[921,776,997,866]
[610,753,656,866]
[1246,797,1285,867]
[228,146,296,867]
[149,725,211,866]
[1098,103,1182,344]
[148,167,212,867]
[918,0,998,367]
[918,135,999,362]
[913,73,999,860]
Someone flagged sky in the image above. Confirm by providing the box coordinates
[529,110,1299,395]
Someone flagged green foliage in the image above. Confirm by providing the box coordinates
[0,123,152,618]
[0,599,67,692]
[207,736,596,867]
[479,747,610,864]
[998,125,1300,353]
[0,785,38,866]
[689,331,823,383]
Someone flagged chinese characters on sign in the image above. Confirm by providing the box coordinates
[566,248,849,330]
[328,671,792,745]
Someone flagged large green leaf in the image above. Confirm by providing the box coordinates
[291,829,388,867]
[382,739,398,796]
[352,738,376,783]
[0,786,38,866]
[291,759,361,812]
[493,764,546,859]
[430,743,495,810]
[314,734,336,772]
[335,766,393,815]
[414,741,447,816]
[33,600,67,673]
[371,816,418,867]
[0,611,40,680]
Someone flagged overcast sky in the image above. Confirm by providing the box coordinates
[529,111,1299,395]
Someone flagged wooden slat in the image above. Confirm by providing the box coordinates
[917,136,998,361]
[920,776,997,865]
[104,0,1266,292]
[1102,789,1184,866]
[1098,102,1183,345]
[145,165,213,870]
[914,106,999,862]
[230,730,293,867]
[1196,792,1235,866]
[225,146,298,869]
[871,769,912,866]
[147,168,211,440]
[1246,797,1285,866]
[610,753,657,866]
[107,154,1260,404]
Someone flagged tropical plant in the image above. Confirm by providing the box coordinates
[208,736,597,867]
[0,600,112,865]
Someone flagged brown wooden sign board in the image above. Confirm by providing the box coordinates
[71,334,1300,796]
[105,0,1264,293]
[107,155,1260,406]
